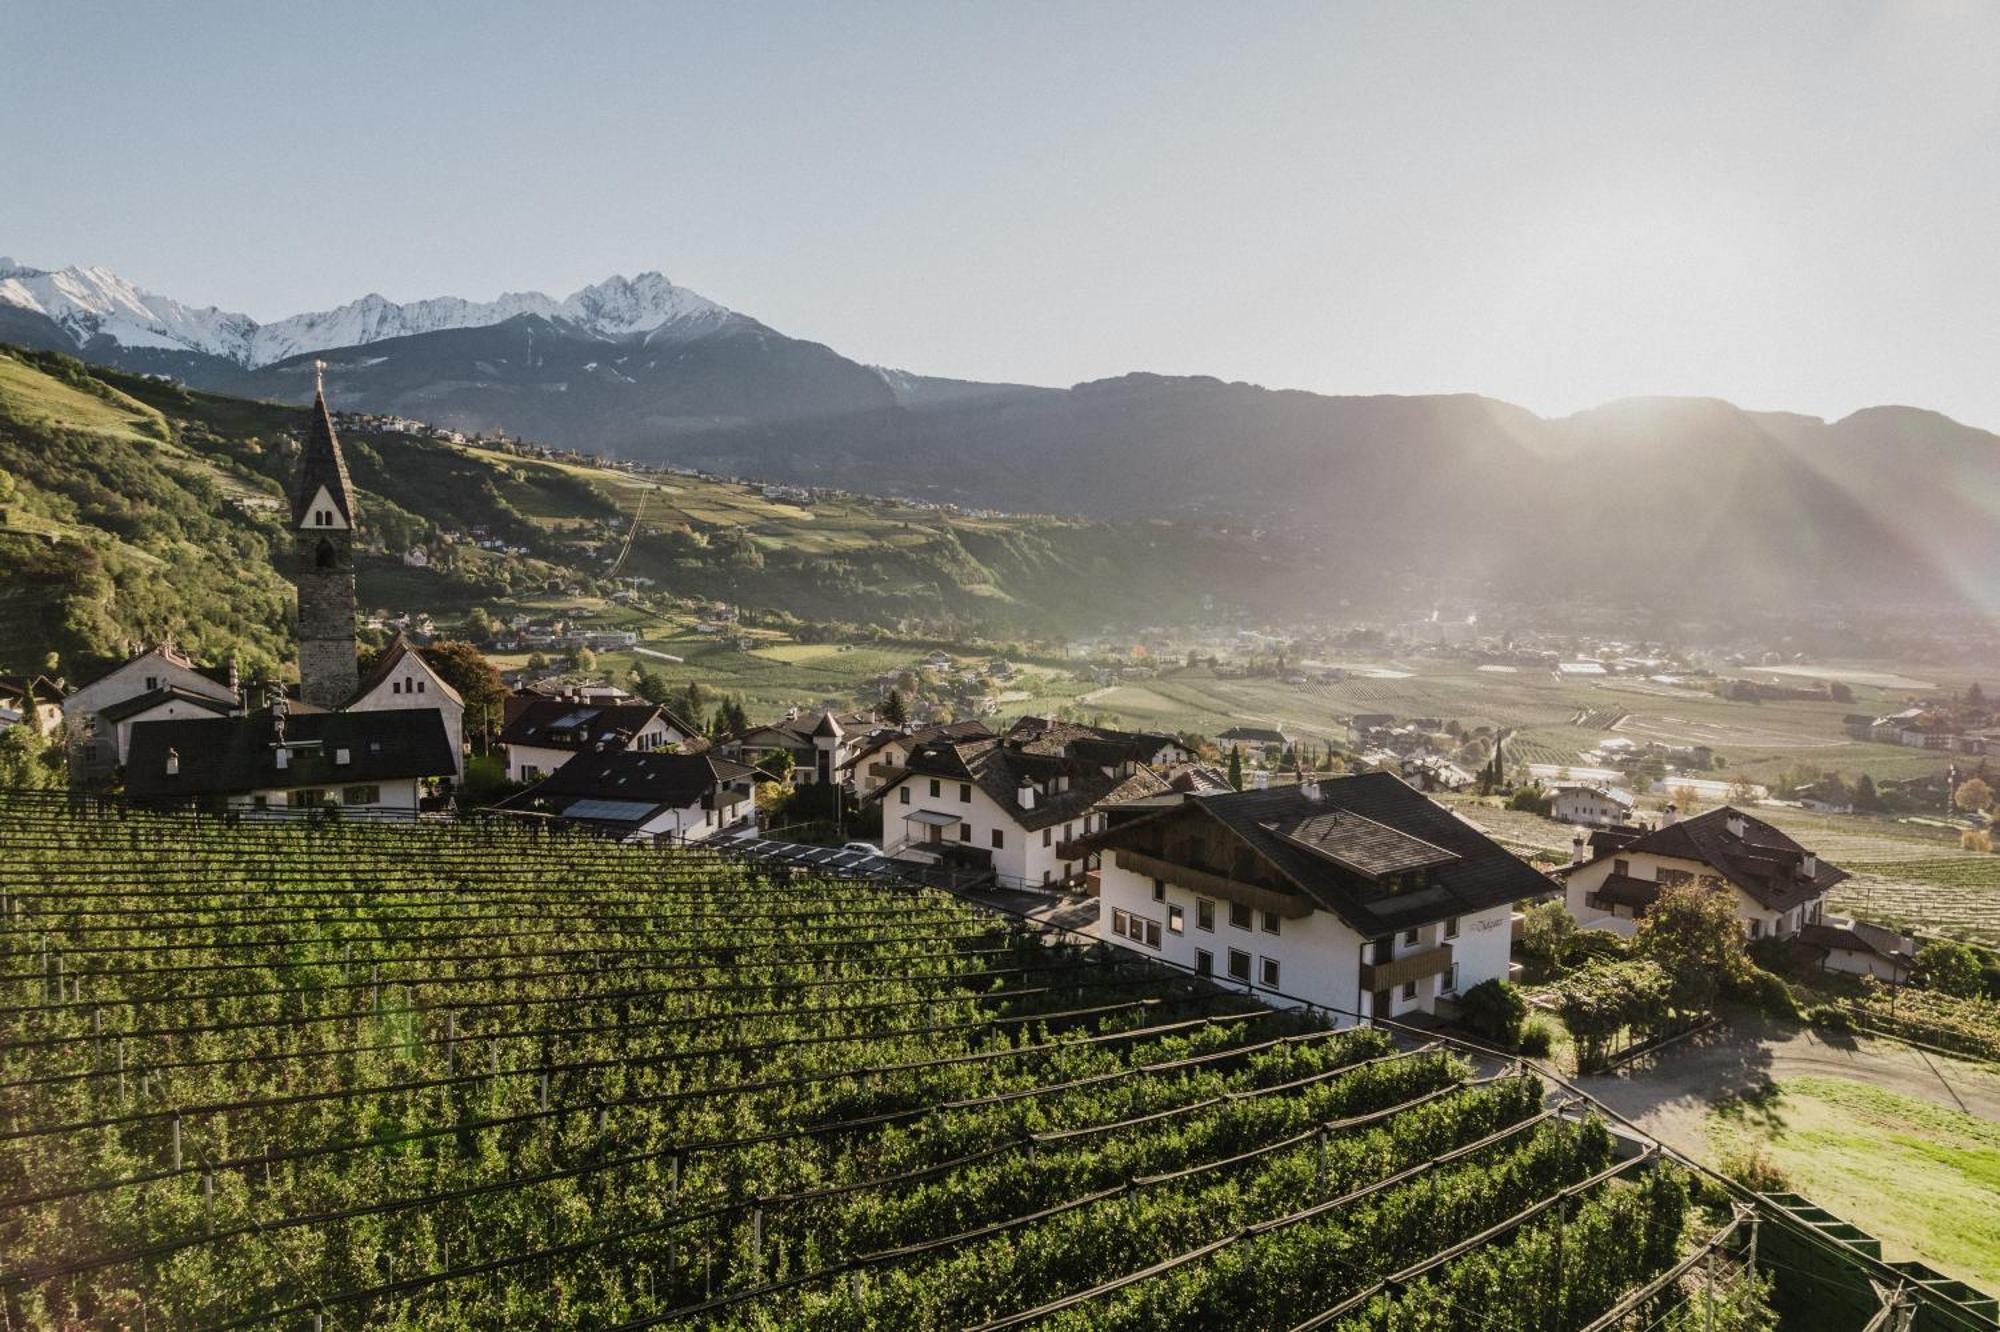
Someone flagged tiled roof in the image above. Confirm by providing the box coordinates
[1093,773,1559,936]
[883,718,1173,832]
[498,698,664,751]
[350,634,463,707]
[1573,807,1845,913]
[499,750,766,826]
[126,708,454,798]
[1797,918,1913,962]
[97,687,238,725]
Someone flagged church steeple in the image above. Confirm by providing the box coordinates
[293,363,360,708]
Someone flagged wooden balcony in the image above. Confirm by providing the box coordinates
[1360,943,1453,992]
[1109,849,1313,919]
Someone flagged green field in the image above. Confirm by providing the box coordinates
[1706,1077,2000,1291]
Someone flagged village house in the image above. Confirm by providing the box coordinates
[61,645,242,780]
[1561,805,1847,942]
[124,700,456,815]
[1218,724,1290,753]
[721,708,876,786]
[1083,773,1552,1023]
[1548,783,1635,828]
[1795,917,1917,984]
[345,635,466,782]
[0,675,65,737]
[869,717,1178,890]
[840,719,995,798]
[496,750,768,842]
[498,696,696,784]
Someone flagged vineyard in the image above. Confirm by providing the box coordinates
[1,799,1771,1329]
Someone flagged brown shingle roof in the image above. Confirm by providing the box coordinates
[1571,806,1846,913]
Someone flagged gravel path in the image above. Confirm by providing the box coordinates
[1572,1014,2000,1159]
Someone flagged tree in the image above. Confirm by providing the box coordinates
[1457,978,1527,1046]
[1911,940,1984,998]
[1954,776,1993,815]
[0,723,62,790]
[1519,900,1582,971]
[677,681,708,730]
[463,606,496,642]
[882,688,909,727]
[1854,773,1881,811]
[1636,882,1751,1015]
[630,666,673,705]
[1554,958,1671,1071]
[1669,784,1702,815]
[571,646,597,675]
[1227,745,1244,792]
[1634,754,1668,794]
[421,641,509,752]
[1506,783,1552,816]
[1726,773,1760,805]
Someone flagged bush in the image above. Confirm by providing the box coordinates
[1518,900,1581,971]
[1912,940,1985,998]
[1517,1018,1555,1058]
[1717,1146,1792,1194]
[1726,968,1799,1020]
[1457,977,1528,1046]
[1804,1003,1855,1033]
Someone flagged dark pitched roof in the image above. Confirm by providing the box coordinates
[1087,772,1558,936]
[0,674,65,705]
[733,709,876,751]
[497,750,766,827]
[291,391,357,526]
[841,719,995,769]
[351,634,464,707]
[1219,726,1289,746]
[97,686,238,725]
[878,719,1173,832]
[1572,806,1846,913]
[1797,919,1914,963]
[126,708,454,797]
[498,698,665,752]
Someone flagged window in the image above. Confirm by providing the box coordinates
[1401,927,1420,946]
[960,783,972,803]
[899,787,911,805]
[1261,910,1280,935]
[416,680,425,694]
[1197,898,1215,932]
[930,779,941,799]
[1444,915,1460,940]
[1259,956,1280,989]
[1440,962,1460,995]
[1195,949,1213,977]
[1152,878,1166,903]
[1229,902,1252,930]
[1227,949,1251,982]
[1167,905,1184,934]
[1042,828,1052,847]
[1042,869,1052,885]
[1748,918,1763,940]
[289,788,327,808]
[1064,822,1073,842]
[1111,908,1130,938]
[1401,979,1417,1001]
[392,680,403,695]
[991,829,1004,850]
[1613,858,1631,877]
[959,824,972,843]
[1144,919,1161,948]
[341,785,380,805]
[145,676,159,690]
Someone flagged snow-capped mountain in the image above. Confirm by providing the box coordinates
[0,258,736,368]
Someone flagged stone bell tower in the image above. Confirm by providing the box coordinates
[293,362,360,708]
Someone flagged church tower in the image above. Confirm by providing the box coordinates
[293,366,360,708]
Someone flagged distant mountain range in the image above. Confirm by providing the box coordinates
[5,256,1996,617]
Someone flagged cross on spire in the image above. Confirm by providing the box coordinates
[314,359,327,397]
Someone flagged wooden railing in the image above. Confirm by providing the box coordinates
[1359,943,1453,991]
[1109,849,1313,919]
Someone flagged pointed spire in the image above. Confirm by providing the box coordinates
[291,372,357,526]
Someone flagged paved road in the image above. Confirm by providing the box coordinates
[1572,1014,2000,1159]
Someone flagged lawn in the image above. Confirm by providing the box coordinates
[1705,1076,2000,1291]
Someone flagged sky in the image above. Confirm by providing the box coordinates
[4,1,1998,428]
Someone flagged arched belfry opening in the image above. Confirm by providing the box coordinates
[315,538,337,570]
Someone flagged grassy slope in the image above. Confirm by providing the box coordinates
[1706,1077,2000,1290]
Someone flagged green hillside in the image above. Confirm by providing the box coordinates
[0,345,1302,682]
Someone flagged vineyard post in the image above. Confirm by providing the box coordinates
[171,1115,182,1170]
[752,1206,764,1268]
[202,1171,213,1231]
[1704,1241,1716,1332]
[672,1153,681,1200]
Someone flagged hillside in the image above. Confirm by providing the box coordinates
[0,346,1312,681]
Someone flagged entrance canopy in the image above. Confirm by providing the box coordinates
[905,809,962,827]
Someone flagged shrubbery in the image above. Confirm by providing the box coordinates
[1457,977,1528,1046]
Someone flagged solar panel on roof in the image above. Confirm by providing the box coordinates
[560,798,658,821]
[551,709,601,729]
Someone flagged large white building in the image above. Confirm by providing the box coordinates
[870,717,1179,890]
[1548,783,1635,828]
[1561,806,1846,942]
[62,645,241,780]
[1085,773,1551,1023]
[498,696,693,784]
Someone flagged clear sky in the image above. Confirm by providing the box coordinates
[5,2,1997,428]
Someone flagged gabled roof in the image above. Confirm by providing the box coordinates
[841,719,995,769]
[125,708,454,798]
[1218,726,1289,746]
[498,698,665,752]
[1797,918,1914,964]
[1084,773,1558,936]
[1569,806,1847,913]
[497,750,768,827]
[292,390,357,526]
[96,686,238,725]
[876,719,1173,832]
[0,674,65,705]
[350,634,464,708]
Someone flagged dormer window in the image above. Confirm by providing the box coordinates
[335,748,351,766]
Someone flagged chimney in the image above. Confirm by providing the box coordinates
[1802,852,1817,878]
[165,748,180,777]
[275,747,290,772]
[1253,770,1270,791]
[1660,803,1677,827]
[1300,777,1322,802]
[1017,778,1036,811]
[1725,813,1747,839]
[1571,831,1587,865]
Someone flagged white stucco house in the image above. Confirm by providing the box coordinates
[1796,917,1916,984]
[495,750,769,843]
[1083,773,1553,1024]
[345,636,467,782]
[498,696,695,784]
[61,644,241,780]
[1560,806,1847,942]
[869,717,1178,890]
[841,719,995,799]
[1548,784,1635,828]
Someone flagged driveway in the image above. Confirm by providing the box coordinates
[1572,1014,2000,1159]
